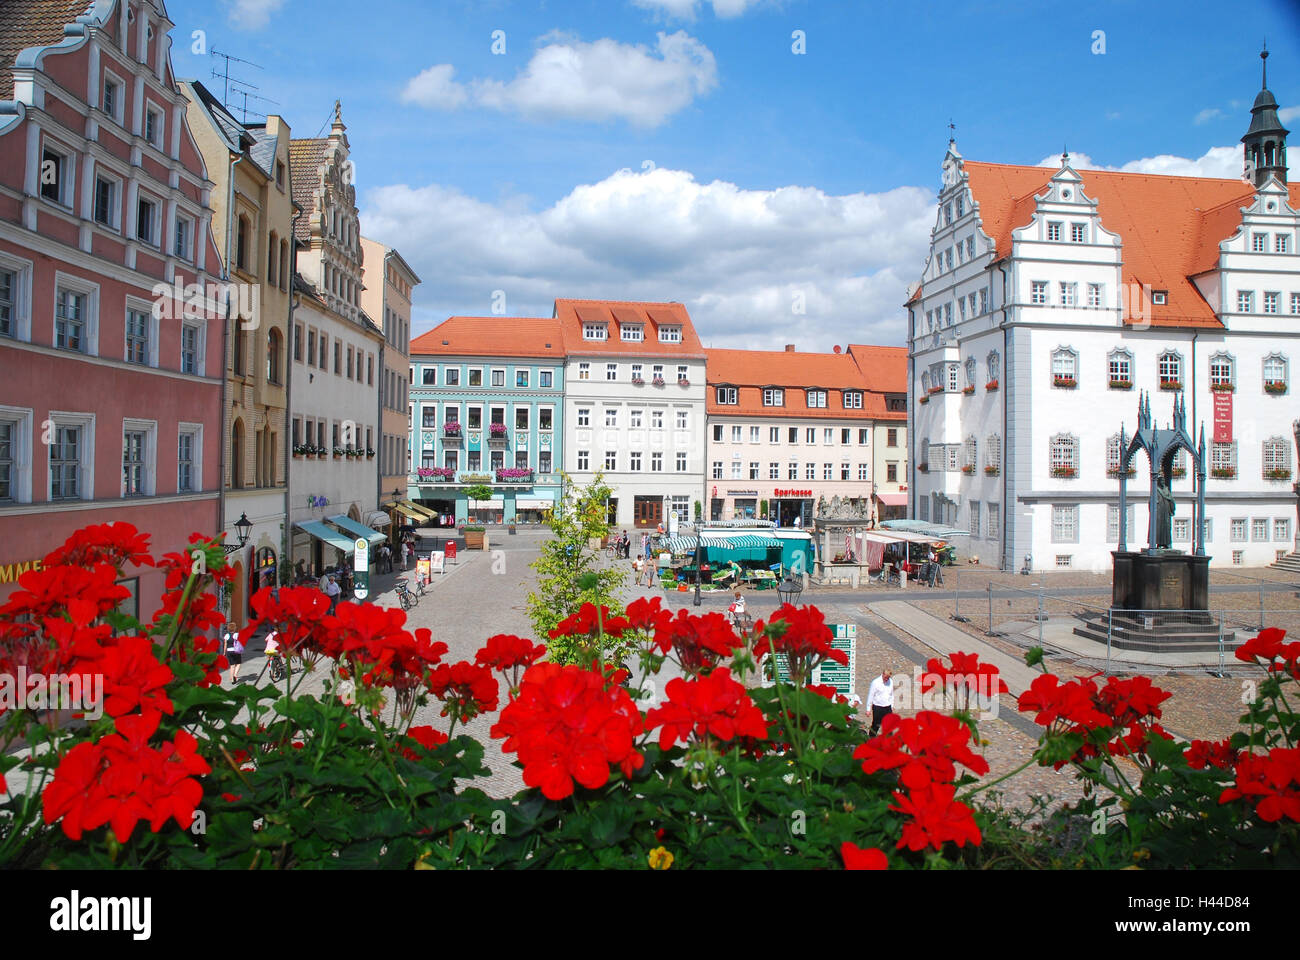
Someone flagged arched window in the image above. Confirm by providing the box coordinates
[1263,438,1292,479]
[1108,348,1133,388]
[1051,347,1077,387]
[1157,350,1183,390]
[230,418,245,488]
[1050,434,1079,478]
[1209,352,1234,390]
[267,328,282,385]
[1106,435,1122,475]
[1263,354,1289,393]
[985,434,1001,471]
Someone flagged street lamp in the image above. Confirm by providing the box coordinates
[224,512,253,555]
[693,522,702,606]
[777,575,803,606]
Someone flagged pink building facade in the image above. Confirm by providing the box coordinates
[0,1,224,617]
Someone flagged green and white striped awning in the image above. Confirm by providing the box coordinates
[716,535,783,549]
[659,536,730,553]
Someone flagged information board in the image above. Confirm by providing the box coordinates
[428,551,445,576]
[352,537,369,601]
[765,622,857,704]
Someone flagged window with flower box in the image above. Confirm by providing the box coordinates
[1157,351,1183,390]
[1051,348,1077,388]
[1106,435,1135,477]
[1050,435,1079,478]
[1107,349,1132,389]
[1209,353,1235,391]
[1263,355,1288,393]
[964,357,977,392]
[1211,441,1236,478]
[985,434,1001,475]
[1263,438,1291,480]
[962,436,977,474]
[985,351,1000,389]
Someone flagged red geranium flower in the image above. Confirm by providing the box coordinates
[854,710,989,789]
[490,662,644,800]
[428,661,500,726]
[655,609,744,675]
[921,652,1010,698]
[1016,674,1109,731]
[42,522,155,573]
[646,668,768,750]
[97,636,175,719]
[401,725,451,760]
[891,782,982,851]
[550,604,631,640]
[753,604,846,685]
[1098,675,1172,725]
[1219,747,1300,823]
[1235,627,1289,664]
[1186,738,1239,771]
[625,596,672,635]
[841,842,889,869]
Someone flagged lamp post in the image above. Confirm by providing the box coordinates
[777,575,803,606]
[693,522,702,606]
[223,512,252,555]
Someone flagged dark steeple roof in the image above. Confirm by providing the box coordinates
[1240,45,1289,187]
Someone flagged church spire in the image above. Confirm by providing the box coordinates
[1241,45,1288,187]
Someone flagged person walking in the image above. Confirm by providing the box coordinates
[222,624,244,684]
[323,573,341,614]
[867,667,898,736]
[926,546,939,588]
[632,555,644,588]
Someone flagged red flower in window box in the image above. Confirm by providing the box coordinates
[984,379,998,391]
[1210,382,1235,393]
[1053,376,1076,388]
[1106,466,1137,478]
[918,395,929,405]
[927,385,943,395]
[1108,379,1132,390]
[1050,465,1077,478]
[1264,381,1288,395]
[1158,380,1183,391]
[961,465,975,474]
[962,386,975,396]
[1210,467,1236,479]
[1264,468,1292,481]
[984,465,999,476]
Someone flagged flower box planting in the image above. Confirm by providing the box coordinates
[1053,376,1077,389]
[961,465,975,475]
[6,520,1299,871]
[488,423,508,438]
[443,422,462,438]
[631,377,644,385]
[1210,382,1234,393]
[1109,379,1133,390]
[1050,466,1078,478]
[1106,467,1137,478]
[984,466,999,476]
[1159,380,1183,392]
[985,380,999,391]
[1210,467,1236,479]
[927,385,944,395]
[495,469,533,483]
[1264,382,1288,395]
[1264,468,1292,481]
[678,378,690,386]
[653,377,665,387]
[918,395,929,405]
[962,386,975,396]
[1171,468,1187,478]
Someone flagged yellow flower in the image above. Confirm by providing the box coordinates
[648,846,674,870]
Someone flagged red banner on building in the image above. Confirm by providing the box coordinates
[1213,390,1232,443]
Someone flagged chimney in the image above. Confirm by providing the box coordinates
[784,344,796,352]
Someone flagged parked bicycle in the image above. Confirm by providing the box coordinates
[394,578,418,611]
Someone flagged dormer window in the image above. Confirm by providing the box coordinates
[806,389,827,408]
[1047,221,1062,241]
[716,386,737,405]
[620,323,643,342]
[1070,223,1086,242]
[582,322,607,341]
[658,324,681,343]
[763,388,784,407]
[843,390,863,409]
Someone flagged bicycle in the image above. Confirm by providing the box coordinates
[268,650,286,682]
[394,579,418,610]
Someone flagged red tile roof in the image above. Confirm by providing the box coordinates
[410,317,565,360]
[705,347,890,419]
[288,138,328,243]
[963,161,1300,329]
[0,0,96,101]
[553,299,706,359]
[848,344,907,393]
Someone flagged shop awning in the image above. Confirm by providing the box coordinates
[325,515,387,547]
[715,534,783,549]
[364,512,391,528]
[875,492,908,507]
[515,498,555,510]
[401,500,437,519]
[660,536,730,552]
[296,521,356,553]
[391,502,426,522]
[879,519,970,538]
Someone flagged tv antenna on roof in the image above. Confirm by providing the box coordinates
[210,47,264,112]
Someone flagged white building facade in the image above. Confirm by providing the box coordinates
[909,60,1299,572]
[555,299,706,530]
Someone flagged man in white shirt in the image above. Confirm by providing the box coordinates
[866,667,897,737]
[324,574,341,613]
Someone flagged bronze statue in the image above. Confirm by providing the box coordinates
[1154,474,1175,550]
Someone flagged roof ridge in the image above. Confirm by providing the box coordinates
[963,158,1255,186]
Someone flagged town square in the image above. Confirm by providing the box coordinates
[0,0,1298,909]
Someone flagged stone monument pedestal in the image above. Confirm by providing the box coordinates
[1073,551,1233,654]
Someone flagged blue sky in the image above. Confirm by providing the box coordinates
[166,0,1300,350]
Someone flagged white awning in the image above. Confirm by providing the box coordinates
[514,498,554,509]
[364,511,391,528]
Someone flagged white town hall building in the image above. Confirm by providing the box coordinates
[908,52,1299,572]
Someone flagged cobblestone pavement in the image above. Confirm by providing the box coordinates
[235,534,1292,813]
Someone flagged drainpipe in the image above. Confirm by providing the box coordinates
[284,165,301,580]
[997,260,1009,571]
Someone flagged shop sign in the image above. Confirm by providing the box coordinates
[773,489,812,498]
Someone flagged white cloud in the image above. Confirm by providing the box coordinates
[224,0,285,30]
[360,167,933,350]
[632,0,764,19]
[401,31,717,127]
[1040,144,1300,180]
[401,64,468,110]
[1280,105,1300,124]
[1193,107,1224,125]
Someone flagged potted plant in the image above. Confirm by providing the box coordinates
[678,377,690,386]
[985,379,999,391]
[1210,382,1234,393]
[1053,376,1077,389]
[1050,465,1078,478]
[366,447,375,459]
[696,500,704,520]
[1171,467,1187,478]
[293,444,306,459]
[984,465,999,476]
[489,423,508,440]
[962,385,975,396]
[443,422,462,438]
[1210,467,1236,479]
[1106,466,1137,478]
[333,446,345,460]
[961,465,975,474]
[1264,381,1288,395]
[462,524,487,549]
[1109,379,1133,390]
[1264,468,1292,480]
[653,376,665,386]
[631,376,644,385]
[1159,380,1182,392]
[927,385,943,395]
[918,395,929,405]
